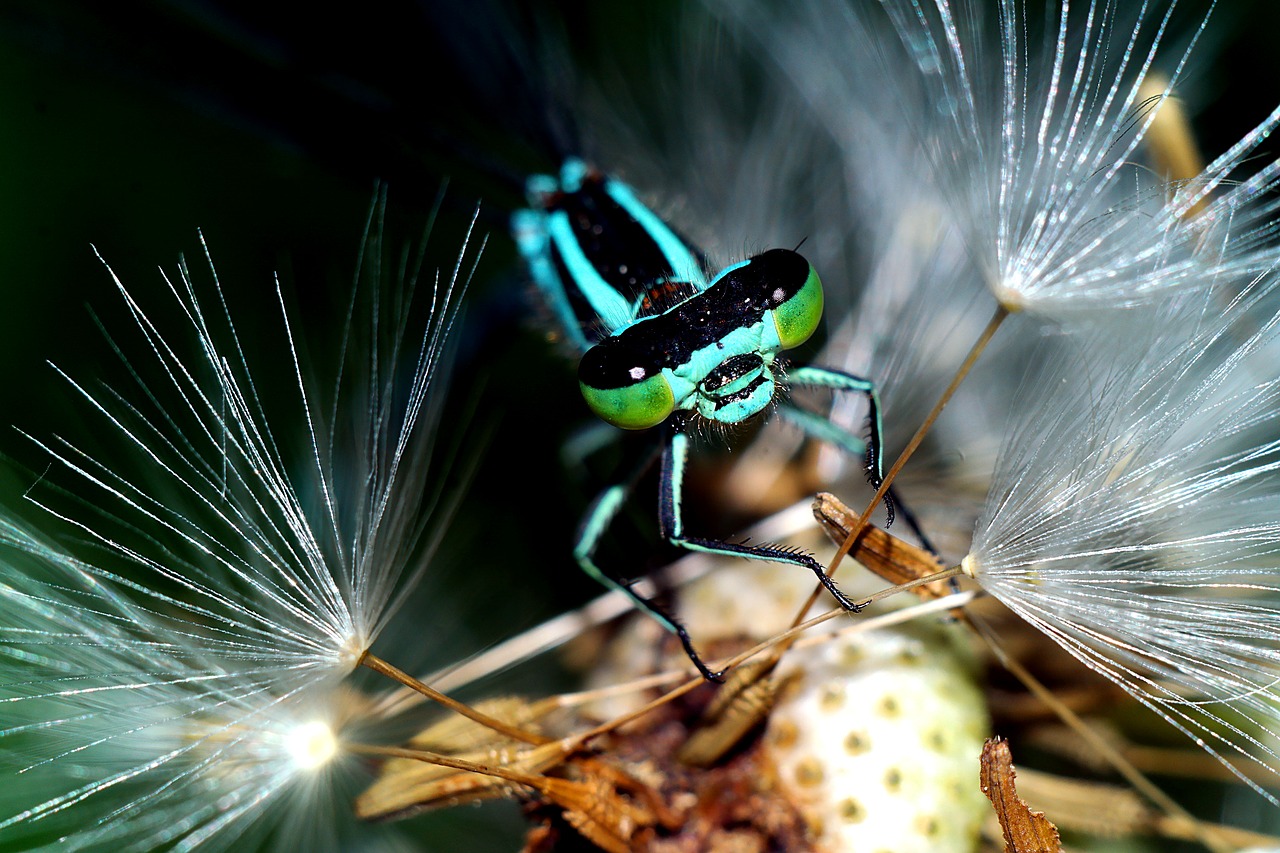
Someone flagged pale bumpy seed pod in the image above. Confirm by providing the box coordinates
[590,557,989,852]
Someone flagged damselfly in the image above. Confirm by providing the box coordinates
[512,159,918,681]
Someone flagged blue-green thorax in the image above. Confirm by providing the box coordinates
[670,321,779,423]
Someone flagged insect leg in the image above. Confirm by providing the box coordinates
[780,367,939,554]
[786,365,894,522]
[659,427,864,616]
[573,443,725,682]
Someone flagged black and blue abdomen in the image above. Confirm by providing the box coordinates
[512,159,708,351]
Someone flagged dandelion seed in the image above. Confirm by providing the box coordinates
[964,278,1280,801]
[0,196,479,848]
[868,0,1280,318]
[717,0,1280,549]
[0,518,374,851]
[702,1,1048,529]
[709,1,1280,825]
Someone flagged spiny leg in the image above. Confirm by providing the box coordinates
[780,365,938,554]
[786,365,893,516]
[659,426,863,616]
[883,484,938,556]
[573,443,725,682]
[775,403,938,552]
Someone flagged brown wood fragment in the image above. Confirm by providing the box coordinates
[994,763,1280,850]
[536,775,657,853]
[980,737,1063,853]
[812,492,951,600]
[407,696,551,752]
[355,740,566,820]
[677,659,782,767]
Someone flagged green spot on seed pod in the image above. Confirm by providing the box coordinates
[770,720,799,751]
[838,798,865,823]
[837,643,864,667]
[843,731,869,755]
[916,815,941,837]
[795,756,825,788]
[896,645,924,665]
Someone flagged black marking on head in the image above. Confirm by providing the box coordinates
[701,353,765,394]
[578,248,811,391]
[712,372,770,411]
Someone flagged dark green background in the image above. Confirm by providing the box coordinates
[0,1,1278,850]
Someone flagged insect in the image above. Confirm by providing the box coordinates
[512,159,904,681]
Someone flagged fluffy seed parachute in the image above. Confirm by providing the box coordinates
[717,0,1280,806]
[0,199,478,850]
[965,277,1280,802]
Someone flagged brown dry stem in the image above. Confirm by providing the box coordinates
[981,737,1063,853]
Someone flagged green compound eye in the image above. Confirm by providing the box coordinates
[772,263,824,349]
[578,340,676,430]
[580,372,675,429]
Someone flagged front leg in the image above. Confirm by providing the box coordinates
[787,364,895,524]
[775,401,938,555]
[658,426,863,614]
[573,443,726,682]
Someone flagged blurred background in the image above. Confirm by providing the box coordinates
[2,0,1276,609]
[0,0,712,626]
[1,1,1279,849]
